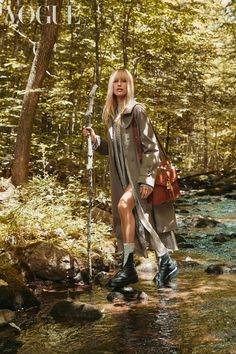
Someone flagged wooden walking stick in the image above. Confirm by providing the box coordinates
[85,84,98,285]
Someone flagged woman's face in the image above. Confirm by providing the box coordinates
[113,76,127,99]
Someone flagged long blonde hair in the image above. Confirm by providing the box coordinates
[102,69,134,124]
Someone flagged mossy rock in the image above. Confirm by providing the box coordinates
[0,261,40,310]
[14,241,84,282]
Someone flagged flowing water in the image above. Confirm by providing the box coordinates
[5,195,236,353]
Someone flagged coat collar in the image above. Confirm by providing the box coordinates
[122,99,139,128]
[107,99,140,129]
[123,99,138,114]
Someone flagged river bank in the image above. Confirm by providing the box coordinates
[1,175,236,353]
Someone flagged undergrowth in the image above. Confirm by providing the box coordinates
[0,176,114,261]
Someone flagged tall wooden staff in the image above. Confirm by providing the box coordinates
[85,84,98,285]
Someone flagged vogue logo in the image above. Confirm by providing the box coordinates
[0,4,80,25]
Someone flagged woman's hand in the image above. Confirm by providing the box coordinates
[82,126,97,143]
[139,184,153,199]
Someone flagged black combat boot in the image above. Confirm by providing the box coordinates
[154,253,179,288]
[107,253,138,288]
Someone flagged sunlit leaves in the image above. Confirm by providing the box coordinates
[0,0,235,178]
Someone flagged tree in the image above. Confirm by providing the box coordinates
[11,0,63,186]
[0,0,234,181]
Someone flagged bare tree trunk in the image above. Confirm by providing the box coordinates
[214,127,219,170]
[14,21,40,93]
[11,0,63,186]
[93,0,100,85]
[203,116,208,170]
[165,122,170,154]
[122,1,134,68]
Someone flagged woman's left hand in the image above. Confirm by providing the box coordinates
[140,184,153,199]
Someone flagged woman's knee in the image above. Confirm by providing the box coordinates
[117,197,134,216]
[118,199,127,215]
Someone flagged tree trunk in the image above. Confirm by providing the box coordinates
[203,116,208,170]
[93,0,100,85]
[165,122,170,154]
[11,0,63,186]
[122,1,134,68]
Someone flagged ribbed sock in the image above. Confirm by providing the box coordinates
[123,243,135,266]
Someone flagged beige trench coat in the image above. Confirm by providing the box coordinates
[95,100,178,257]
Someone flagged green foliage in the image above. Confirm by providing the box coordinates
[0,176,83,238]
[0,176,113,261]
[0,0,235,179]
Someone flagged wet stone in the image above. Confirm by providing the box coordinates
[178,209,190,214]
[205,264,232,274]
[107,291,126,303]
[192,215,221,228]
[0,335,22,354]
[0,275,40,311]
[175,234,189,243]
[107,287,148,303]
[224,193,236,200]
[178,243,195,249]
[179,259,202,269]
[212,234,231,243]
[94,271,110,287]
[0,310,22,354]
[49,300,103,322]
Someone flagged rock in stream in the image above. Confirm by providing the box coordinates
[49,300,103,322]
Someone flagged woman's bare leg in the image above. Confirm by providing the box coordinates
[117,184,135,243]
[107,184,138,288]
[115,185,178,288]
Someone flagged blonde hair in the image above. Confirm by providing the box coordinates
[102,68,134,124]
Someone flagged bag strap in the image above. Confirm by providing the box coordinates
[131,118,142,160]
[131,116,169,162]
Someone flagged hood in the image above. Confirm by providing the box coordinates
[107,99,142,128]
[123,99,138,115]
[122,99,143,128]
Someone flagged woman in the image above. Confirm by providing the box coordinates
[83,68,178,288]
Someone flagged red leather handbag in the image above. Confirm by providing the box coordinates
[152,160,180,205]
[132,118,180,205]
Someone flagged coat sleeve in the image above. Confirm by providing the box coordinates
[134,105,160,188]
[93,135,109,155]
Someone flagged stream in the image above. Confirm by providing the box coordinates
[4,194,236,353]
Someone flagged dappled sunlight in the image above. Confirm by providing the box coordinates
[13,260,236,354]
[0,0,235,351]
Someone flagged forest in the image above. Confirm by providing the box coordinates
[0,0,235,184]
[0,1,236,353]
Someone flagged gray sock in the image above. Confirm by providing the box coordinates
[123,243,135,266]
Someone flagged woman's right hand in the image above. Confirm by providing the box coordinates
[82,126,97,143]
